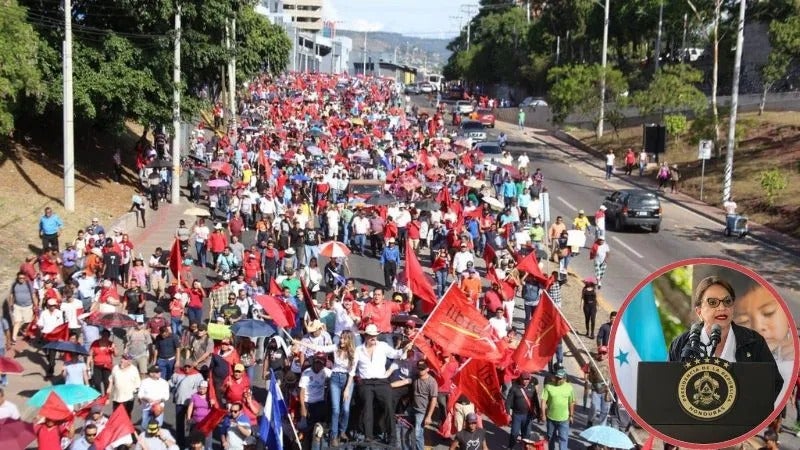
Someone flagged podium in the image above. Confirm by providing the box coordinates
[637,361,779,444]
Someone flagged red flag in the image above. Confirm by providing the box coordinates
[196,406,228,436]
[168,238,182,279]
[254,295,296,329]
[436,185,451,208]
[414,336,444,375]
[74,394,109,419]
[404,240,437,310]
[482,244,497,268]
[512,291,570,372]
[94,405,135,450]
[269,278,283,296]
[516,250,549,284]
[43,322,70,342]
[642,435,656,450]
[454,359,510,426]
[464,205,483,220]
[460,152,473,169]
[40,392,73,421]
[418,285,503,362]
[299,277,319,321]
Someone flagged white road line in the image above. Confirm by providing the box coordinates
[611,236,645,259]
[557,196,578,212]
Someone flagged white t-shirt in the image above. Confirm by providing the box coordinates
[0,400,21,420]
[605,153,615,166]
[595,243,610,263]
[489,317,508,339]
[299,367,332,403]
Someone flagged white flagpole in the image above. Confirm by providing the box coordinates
[545,290,617,403]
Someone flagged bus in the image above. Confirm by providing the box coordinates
[427,74,444,92]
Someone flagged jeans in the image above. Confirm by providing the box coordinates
[524,303,538,325]
[187,307,202,325]
[588,391,610,426]
[304,244,319,265]
[546,419,570,450]
[157,357,176,381]
[171,317,182,336]
[510,413,534,447]
[412,410,426,450]
[175,403,187,447]
[329,372,354,439]
[353,234,367,254]
[605,164,613,179]
[0,348,6,385]
[195,241,207,267]
[435,270,449,297]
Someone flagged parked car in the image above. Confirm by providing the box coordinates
[602,189,662,232]
[474,108,496,128]
[448,86,465,100]
[404,84,420,95]
[455,100,475,115]
[519,96,548,108]
[458,120,487,142]
[419,82,434,93]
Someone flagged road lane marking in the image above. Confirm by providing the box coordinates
[558,196,578,211]
[611,236,644,259]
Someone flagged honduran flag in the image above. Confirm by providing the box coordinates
[612,282,668,410]
[259,369,287,450]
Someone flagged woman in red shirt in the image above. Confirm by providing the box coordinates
[187,280,206,325]
[35,418,73,450]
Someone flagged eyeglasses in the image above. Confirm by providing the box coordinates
[705,296,734,308]
[85,434,97,438]
[231,409,241,413]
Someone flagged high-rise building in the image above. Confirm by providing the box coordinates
[280,0,323,32]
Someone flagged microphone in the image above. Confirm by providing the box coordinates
[681,322,705,361]
[709,323,723,357]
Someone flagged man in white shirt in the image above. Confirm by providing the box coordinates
[299,353,332,443]
[518,153,530,170]
[489,307,509,339]
[351,211,371,256]
[355,324,410,444]
[0,389,20,420]
[224,403,252,450]
[451,243,475,275]
[38,297,65,376]
[604,150,615,180]
[138,365,170,427]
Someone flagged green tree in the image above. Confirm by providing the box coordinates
[664,114,688,148]
[760,15,800,115]
[236,7,292,80]
[0,0,42,135]
[546,64,627,130]
[759,168,788,206]
[632,64,706,118]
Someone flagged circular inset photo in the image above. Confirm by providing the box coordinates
[609,258,799,449]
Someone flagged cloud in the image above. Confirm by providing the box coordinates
[346,18,384,33]
[322,0,340,21]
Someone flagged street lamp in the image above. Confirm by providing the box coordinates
[597,0,610,138]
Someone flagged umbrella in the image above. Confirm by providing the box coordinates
[365,193,397,206]
[390,314,424,327]
[426,168,446,179]
[579,426,635,449]
[208,179,230,188]
[0,419,36,450]
[0,356,23,374]
[439,151,457,160]
[483,196,505,210]
[210,161,232,176]
[292,174,311,182]
[319,241,352,258]
[499,163,522,178]
[583,277,597,285]
[43,341,89,356]
[231,319,277,338]
[28,384,101,407]
[414,199,440,211]
[401,178,421,191]
[85,312,137,329]
[464,179,487,189]
[350,118,364,126]
[307,146,323,156]
[146,159,172,169]
[183,206,211,217]
[309,128,324,137]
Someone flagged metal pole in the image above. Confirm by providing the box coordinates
[700,159,706,201]
[362,31,367,76]
[556,35,560,65]
[722,0,746,203]
[171,3,181,205]
[293,21,298,72]
[63,0,75,211]
[681,13,688,62]
[655,0,663,71]
[526,0,531,24]
[466,19,471,50]
[229,17,236,127]
[597,0,609,138]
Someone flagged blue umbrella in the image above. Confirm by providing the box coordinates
[28,385,100,407]
[230,319,277,338]
[43,341,89,355]
[292,174,311,182]
[579,425,635,449]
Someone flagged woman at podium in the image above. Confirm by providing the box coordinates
[668,276,783,398]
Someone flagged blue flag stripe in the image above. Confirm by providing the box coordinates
[620,282,668,361]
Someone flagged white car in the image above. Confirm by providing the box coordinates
[419,83,434,93]
[455,100,474,115]
[519,97,548,108]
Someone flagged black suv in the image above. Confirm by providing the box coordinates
[602,189,662,233]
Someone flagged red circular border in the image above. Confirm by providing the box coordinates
[608,257,800,449]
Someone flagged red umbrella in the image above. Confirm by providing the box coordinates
[0,356,23,374]
[426,168,446,179]
[0,419,36,450]
[439,151,457,160]
[499,163,521,178]
[86,312,137,329]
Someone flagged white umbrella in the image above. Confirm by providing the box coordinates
[483,196,505,209]
[183,207,211,217]
[319,241,351,258]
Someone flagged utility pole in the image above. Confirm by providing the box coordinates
[170,2,181,204]
[654,0,663,71]
[722,0,746,203]
[362,31,367,76]
[292,19,298,71]
[228,16,236,127]
[681,13,688,62]
[63,0,75,211]
[597,0,610,138]
[526,0,531,24]
[460,4,477,50]
[556,35,560,65]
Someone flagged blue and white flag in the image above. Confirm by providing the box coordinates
[613,282,668,410]
[259,369,287,450]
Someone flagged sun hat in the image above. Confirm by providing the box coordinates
[364,324,380,336]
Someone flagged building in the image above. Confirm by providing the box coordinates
[277,0,323,32]
[353,60,417,84]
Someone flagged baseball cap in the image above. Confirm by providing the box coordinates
[148,365,160,373]
[555,368,567,378]
[90,405,103,414]
[466,412,478,423]
[121,353,133,360]
[519,372,532,380]
[234,363,245,372]
[199,380,209,387]
[416,360,429,371]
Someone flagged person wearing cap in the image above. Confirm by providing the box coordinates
[186,381,212,446]
[123,316,151,375]
[37,297,65,377]
[506,372,542,448]
[107,354,141,417]
[379,237,401,289]
[450,412,488,450]
[223,363,252,405]
[589,236,610,289]
[451,241,474,276]
[541,368,575,450]
[85,404,108,432]
[594,205,607,239]
[595,311,616,361]
[529,219,545,252]
[170,359,204,447]
[208,223,228,267]
[148,247,169,300]
[404,359,438,450]
[355,323,413,444]
[298,352,332,445]
[137,420,178,450]
[299,319,333,366]
[352,209,371,256]
[139,365,170,427]
[368,211,386,257]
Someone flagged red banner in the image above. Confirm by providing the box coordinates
[255,295,296,329]
[299,277,319,321]
[482,244,497,268]
[94,405,135,450]
[414,335,444,375]
[512,291,570,372]
[169,238,182,279]
[515,249,549,285]
[454,359,510,426]
[405,240,437,311]
[43,322,70,342]
[418,285,503,362]
[195,406,228,436]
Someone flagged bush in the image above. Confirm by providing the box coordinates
[759,168,788,206]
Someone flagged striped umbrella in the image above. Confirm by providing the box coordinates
[319,241,351,258]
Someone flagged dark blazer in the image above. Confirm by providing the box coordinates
[668,322,783,400]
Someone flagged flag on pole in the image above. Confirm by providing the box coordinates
[255,295,296,329]
[93,405,135,450]
[511,291,570,372]
[404,239,437,309]
[612,282,667,410]
[168,237,182,279]
[259,369,288,450]
[299,277,319,321]
[454,359,510,426]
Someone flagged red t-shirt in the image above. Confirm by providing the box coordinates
[407,221,421,240]
[90,340,115,369]
[35,424,65,450]
[224,375,251,403]
[188,289,204,309]
[39,255,59,275]
[362,301,401,333]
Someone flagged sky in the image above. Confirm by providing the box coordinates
[323,0,476,38]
